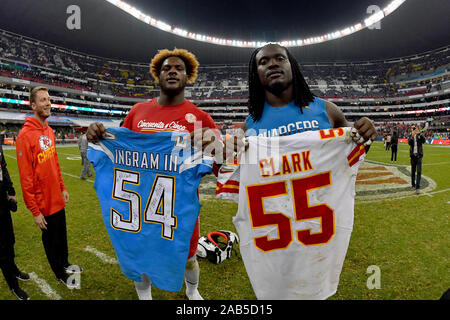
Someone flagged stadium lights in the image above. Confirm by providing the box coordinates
[103,0,406,48]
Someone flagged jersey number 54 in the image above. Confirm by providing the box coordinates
[111,168,176,240]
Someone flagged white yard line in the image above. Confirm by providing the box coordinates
[29,272,62,300]
[3,154,17,160]
[356,188,450,204]
[84,246,118,264]
[57,152,81,156]
[422,162,450,166]
[61,171,95,183]
[428,188,450,195]
[4,153,94,183]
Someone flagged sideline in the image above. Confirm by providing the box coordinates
[3,153,95,183]
[356,187,450,204]
[29,272,62,300]
[84,246,118,264]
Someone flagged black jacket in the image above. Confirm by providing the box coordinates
[391,131,398,146]
[408,133,426,157]
[0,145,16,255]
[0,145,15,205]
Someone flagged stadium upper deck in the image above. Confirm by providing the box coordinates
[0,28,449,138]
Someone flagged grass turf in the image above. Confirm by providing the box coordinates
[0,141,448,300]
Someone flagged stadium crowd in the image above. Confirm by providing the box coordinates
[1,29,449,100]
[0,28,449,139]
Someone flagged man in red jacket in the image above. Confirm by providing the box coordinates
[16,86,81,289]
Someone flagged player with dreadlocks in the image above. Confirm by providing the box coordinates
[205,43,377,300]
[247,44,314,123]
[244,43,377,143]
[87,48,220,300]
[191,43,377,163]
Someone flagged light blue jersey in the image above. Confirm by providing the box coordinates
[88,127,212,292]
[245,97,332,137]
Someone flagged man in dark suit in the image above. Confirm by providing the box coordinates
[391,130,398,162]
[0,145,30,300]
[408,125,426,194]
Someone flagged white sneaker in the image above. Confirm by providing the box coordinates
[186,290,203,300]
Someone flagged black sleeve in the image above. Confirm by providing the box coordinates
[1,150,15,196]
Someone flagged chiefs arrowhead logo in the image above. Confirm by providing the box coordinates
[39,135,52,151]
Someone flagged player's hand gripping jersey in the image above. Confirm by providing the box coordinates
[219,127,366,300]
[88,127,213,292]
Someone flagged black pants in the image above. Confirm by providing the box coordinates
[410,155,423,189]
[41,208,69,279]
[391,144,398,161]
[0,208,20,290]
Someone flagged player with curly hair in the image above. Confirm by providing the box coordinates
[87,48,219,300]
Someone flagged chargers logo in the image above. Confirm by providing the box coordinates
[103,131,116,140]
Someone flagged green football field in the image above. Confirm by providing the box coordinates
[0,141,448,300]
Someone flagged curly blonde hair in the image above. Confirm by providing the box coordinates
[150,48,199,84]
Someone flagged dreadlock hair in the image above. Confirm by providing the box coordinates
[247,44,315,122]
[150,48,199,84]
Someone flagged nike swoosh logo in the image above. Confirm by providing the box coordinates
[219,168,235,174]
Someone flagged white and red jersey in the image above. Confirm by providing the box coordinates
[223,127,366,300]
[216,161,240,200]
